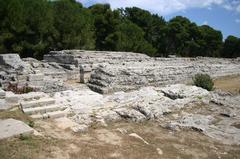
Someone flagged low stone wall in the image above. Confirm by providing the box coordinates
[87,57,240,94]
[0,54,79,93]
[1,51,240,94]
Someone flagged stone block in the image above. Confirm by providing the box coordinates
[17,81,28,88]
[27,74,44,81]
[80,64,92,72]
[20,98,55,109]
[23,105,61,115]
[47,111,65,119]
[5,92,19,104]
[0,54,26,69]
[33,70,41,74]
[0,88,6,99]
[0,99,7,110]
[27,80,44,87]
[0,118,34,139]
[17,75,28,81]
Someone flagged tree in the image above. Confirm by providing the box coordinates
[90,4,120,50]
[198,25,223,57]
[0,1,238,58]
[0,0,27,54]
[165,16,223,57]
[52,0,95,51]
[166,16,191,56]
[23,0,55,59]
[105,21,156,56]
[123,7,166,56]
[222,35,240,58]
[0,0,55,59]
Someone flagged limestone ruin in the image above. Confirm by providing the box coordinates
[0,50,240,145]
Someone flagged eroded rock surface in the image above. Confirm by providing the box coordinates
[52,84,240,145]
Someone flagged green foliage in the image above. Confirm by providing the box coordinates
[222,35,240,58]
[28,120,35,128]
[6,83,36,94]
[123,7,166,56]
[19,134,32,141]
[90,4,120,50]
[105,21,156,55]
[52,0,95,51]
[193,74,214,91]
[0,0,238,58]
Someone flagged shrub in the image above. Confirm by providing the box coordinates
[6,83,36,94]
[193,74,214,91]
[28,121,35,128]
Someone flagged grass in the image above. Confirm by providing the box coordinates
[214,75,240,94]
[0,135,60,159]
[0,109,35,127]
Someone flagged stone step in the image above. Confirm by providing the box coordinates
[20,92,47,101]
[20,98,55,109]
[30,111,66,119]
[23,105,62,115]
[87,83,108,94]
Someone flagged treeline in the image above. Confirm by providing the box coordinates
[0,0,239,59]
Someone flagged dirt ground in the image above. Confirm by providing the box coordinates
[214,75,240,94]
[1,109,240,159]
[0,120,240,159]
[0,75,240,159]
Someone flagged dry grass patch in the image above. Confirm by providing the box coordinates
[214,75,240,94]
[0,109,33,125]
[0,135,61,159]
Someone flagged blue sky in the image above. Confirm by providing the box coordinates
[78,0,240,39]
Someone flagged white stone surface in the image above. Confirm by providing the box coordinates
[27,74,44,81]
[0,88,6,98]
[0,118,34,139]
[129,133,149,145]
[5,92,19,103]
[0,54,26,69]
[20,98,55,109]
[0,99,7,110]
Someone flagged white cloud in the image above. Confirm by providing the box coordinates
[235,19,240,23]
[236,4,240,13]
[203,21,208,25]
[223,4,233,11]
[79,0,240,15]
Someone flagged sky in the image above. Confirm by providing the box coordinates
[78,0,240,39]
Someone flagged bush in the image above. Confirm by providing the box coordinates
[193,74,214,91]
[6,83,37,94]
[28,121,35,128]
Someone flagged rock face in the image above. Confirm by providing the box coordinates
[52,84,240,145]
[54,84,207,127]
[0,54,26,70]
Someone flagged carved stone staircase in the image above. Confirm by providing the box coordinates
[20,93,66,119]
